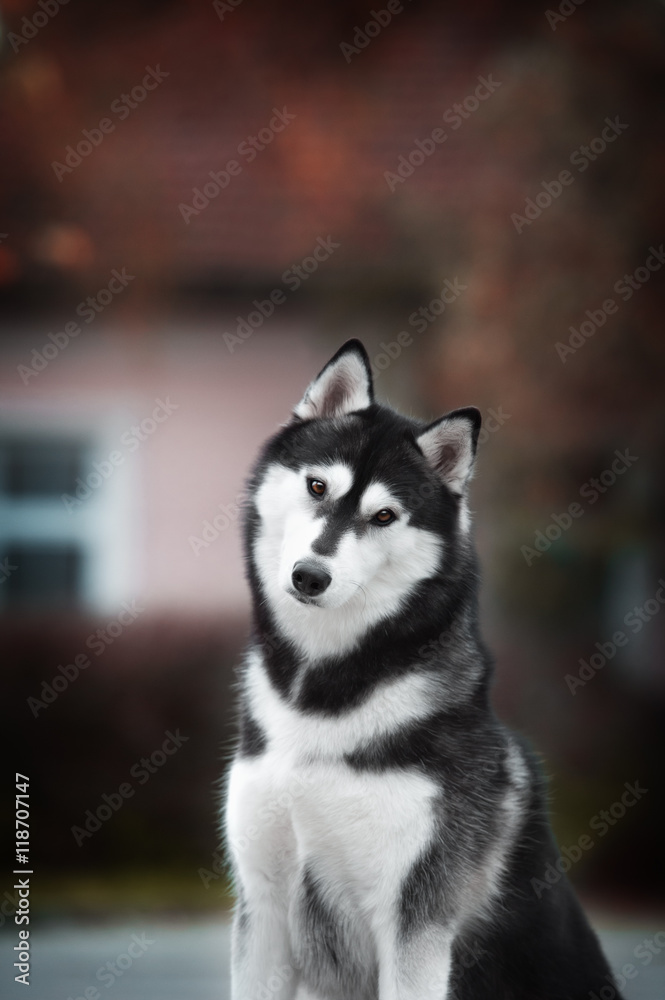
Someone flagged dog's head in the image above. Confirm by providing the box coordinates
[246,340,481,658]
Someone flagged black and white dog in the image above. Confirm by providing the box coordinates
[225,340,621,999]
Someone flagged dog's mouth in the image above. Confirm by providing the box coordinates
[287,588,321,607]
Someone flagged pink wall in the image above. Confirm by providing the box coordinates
[0,322,323,615]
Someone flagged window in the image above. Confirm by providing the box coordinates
[4,542,82,609]
[0,435,89,610]
[3,438,85,497]
[0,417,136,614]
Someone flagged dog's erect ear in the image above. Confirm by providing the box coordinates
[294,340,374,421]
[416,407,482,496]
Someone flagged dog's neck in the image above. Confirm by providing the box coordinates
[248,573,490,715]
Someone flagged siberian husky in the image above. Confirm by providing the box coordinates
[225,340,621,999]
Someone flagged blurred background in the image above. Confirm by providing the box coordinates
[1,0,664,995]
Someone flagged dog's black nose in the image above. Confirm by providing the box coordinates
[292,561,331,597]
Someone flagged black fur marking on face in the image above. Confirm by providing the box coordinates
[310,518,345,556]
[309,489,366,556]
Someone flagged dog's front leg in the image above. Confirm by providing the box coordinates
[227,756,300,1000]
[230,889,298,1000]
[377,923,454,1000]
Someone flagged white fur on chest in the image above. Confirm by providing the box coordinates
[226,749,439,917]
[245,650,444,760]
[227,655,442,923]
[293,759,439,908]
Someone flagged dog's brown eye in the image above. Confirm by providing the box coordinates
[308,479,326,497]
[373,509,395,525]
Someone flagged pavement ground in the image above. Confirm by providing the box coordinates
[1,918,663,999]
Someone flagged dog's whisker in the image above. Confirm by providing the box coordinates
[350,581,368,613]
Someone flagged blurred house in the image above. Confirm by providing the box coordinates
[0,0,663,908]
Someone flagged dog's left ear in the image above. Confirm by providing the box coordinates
[294,340,374,420]
[416,407,482,496]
